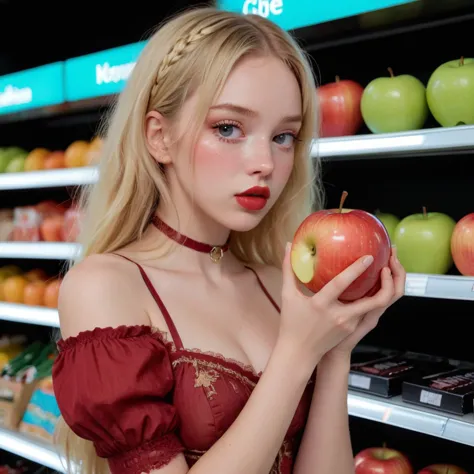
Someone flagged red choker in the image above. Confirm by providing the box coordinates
[151,215,230,263]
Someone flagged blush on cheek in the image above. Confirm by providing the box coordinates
[193,135,241,175]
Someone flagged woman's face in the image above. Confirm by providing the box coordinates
[166,54,303,233]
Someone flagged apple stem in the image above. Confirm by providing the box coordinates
[460,56,465,66]
[387,67,395,78]
[422,206,427,219]
[339,191,348,213]
[335,75,340,82]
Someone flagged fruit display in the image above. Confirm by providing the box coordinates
[451,213,474,276]
[2,199,83,243]
[427,57,474,127]
[318,76,364,138]
[355,446,414,474]
[354,446,468,474]
[361,67,428,134]
[290,191,391,301]
[393,207,456,275]
[317,56,474,137]
[0,136,102,173]
[0,265,62,308]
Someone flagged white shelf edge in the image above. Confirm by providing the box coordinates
[315,124,474,159]
[405,273,474,301]
[348,391,474,447]
[0,426,66,472]
[0,242,81,260]
[0,167,99,190]
[0,302,59,327]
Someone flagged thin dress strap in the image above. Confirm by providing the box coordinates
[112,253,184,350]
[244,265,281,313]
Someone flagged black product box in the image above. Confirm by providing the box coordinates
[402,367,474,415]
[349,351,455,398]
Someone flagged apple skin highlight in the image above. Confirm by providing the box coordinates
[290,192,391,302]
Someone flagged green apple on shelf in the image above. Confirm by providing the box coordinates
[361,67,429,134]
[374,210,400,241]
[393,207,456,274]
[427,56,474,127]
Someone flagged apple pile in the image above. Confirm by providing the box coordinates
[376,208,474,276]
[290,191,391,302]
[0,136,102,173]
[317,56,474,137]
[354,446,467,474]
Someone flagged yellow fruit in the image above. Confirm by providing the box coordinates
[65,140,90,168]
[24,148,50,171]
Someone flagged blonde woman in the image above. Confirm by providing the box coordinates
[52,6,405,474]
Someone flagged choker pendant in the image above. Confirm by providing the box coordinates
[151,215,230,263]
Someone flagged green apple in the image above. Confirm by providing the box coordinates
[393,208,456,274]
[374,210,400,241]
[361,67,429,134]
[5,155,26,173]
[0,147,26,173]
[427,57,474,127]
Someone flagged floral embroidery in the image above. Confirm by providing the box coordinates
[192,360,220,399]
[270,440,293,474]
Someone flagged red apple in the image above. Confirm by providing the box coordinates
[451,213,474,276]
[418,464,467,474]
[318,76,364,138]
[355,446,413,474]
[290,191,391,302]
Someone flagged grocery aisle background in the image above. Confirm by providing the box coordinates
[1,0,474,473]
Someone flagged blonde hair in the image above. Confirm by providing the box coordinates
[55,6,323,473]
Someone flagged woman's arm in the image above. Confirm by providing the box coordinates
[293,354,355,474]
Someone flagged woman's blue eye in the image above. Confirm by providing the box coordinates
[274,133,295,146]
[218,124,241,138]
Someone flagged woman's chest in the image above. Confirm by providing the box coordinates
[168,351,314,452]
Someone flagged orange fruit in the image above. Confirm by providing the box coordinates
[24,269,48,282]
[44,279,62,308]
[24,148,50,172]
[84,137,103,165]
[44,151,65,169]
[24,280,47,306]
[3,275,28,303]
[65,141,89,168]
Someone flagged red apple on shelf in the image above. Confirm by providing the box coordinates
[417,464,467,474]
[318,76,364,138]
[290,191,391,302]
[451,212,474,276]
[355,446,413,474]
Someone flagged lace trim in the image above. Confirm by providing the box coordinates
[173,355,257,388]
[107,433,184,474]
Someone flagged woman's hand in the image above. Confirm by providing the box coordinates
[277,243,401,370]
[323,246,406,364]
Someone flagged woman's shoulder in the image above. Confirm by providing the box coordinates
[58,253,151,340]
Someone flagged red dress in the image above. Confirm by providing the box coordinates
[52,257,315,474]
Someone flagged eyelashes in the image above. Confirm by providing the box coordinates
[211,120,300,149]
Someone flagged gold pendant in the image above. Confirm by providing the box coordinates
[209,246,224,263]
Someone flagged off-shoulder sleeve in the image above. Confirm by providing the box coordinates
[52,325,184,474]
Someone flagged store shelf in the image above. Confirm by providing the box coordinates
[0,426,65,472]
[405,273,474,301]
[348,391,474,447]
[0,167,98,190]
[316,125,474,160]
[0,242,80,260]
[0,303,59,327]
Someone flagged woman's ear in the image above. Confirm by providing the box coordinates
[145,110,172,165]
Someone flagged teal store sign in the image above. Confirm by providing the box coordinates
[217,0,418,30]
[64,41,146,101]
[0,62,64,116]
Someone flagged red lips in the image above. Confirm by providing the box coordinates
[235,186,270,211]
[236,186,270,199]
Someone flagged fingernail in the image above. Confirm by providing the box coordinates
[363,255,374,266]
